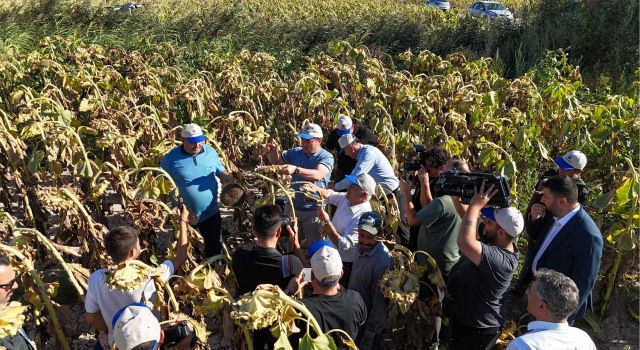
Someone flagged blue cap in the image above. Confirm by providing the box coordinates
[336,128,351,137]
[554,156,574,170]
[308,240,336,258]
[185,135,205,144]
[480,208,496,221]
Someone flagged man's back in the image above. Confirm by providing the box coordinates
[301,290,367,348]
[232,245,303,295]
[506,321,596,350]
[415,195,461,276]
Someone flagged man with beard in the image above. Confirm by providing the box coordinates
[447,184,524,350]
[264,123,334,243]
[348,211,393,350]
[517,175,602,323]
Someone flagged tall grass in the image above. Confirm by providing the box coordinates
[0,0,636,90]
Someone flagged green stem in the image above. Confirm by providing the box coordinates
[600,250,623,318]
[253,172,297,220]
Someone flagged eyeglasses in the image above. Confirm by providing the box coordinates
[0,278,16,290]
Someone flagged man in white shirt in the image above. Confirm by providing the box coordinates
[507,268,596,350]
[310,173,375,286]
[85,205,189,348]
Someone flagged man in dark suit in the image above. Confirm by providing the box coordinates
[517,175,603,323]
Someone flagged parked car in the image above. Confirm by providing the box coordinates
[426,0,451,11]
[468,1,514,20]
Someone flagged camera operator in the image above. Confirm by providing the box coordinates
[402,147,451,250]
[112,303,194,350]
[231,204,304,350]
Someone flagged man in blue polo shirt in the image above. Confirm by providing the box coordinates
[264,123,334,244]
[161,123,235,258]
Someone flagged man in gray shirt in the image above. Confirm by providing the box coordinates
[348,211,393,350]
[447,184,524,350]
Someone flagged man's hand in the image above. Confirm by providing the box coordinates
[530,203,547,220]
[399,179,411,196]
[417,167,430,185]
[317,207,330,222]
[179,204,190,224]
[468,182,498,208]
[98,331,109,349]
[282,164,297,175]
[286,218,301,250]
[285,271,309,296]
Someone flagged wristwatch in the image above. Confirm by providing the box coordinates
[293,167,300,174]
[320,219,331,226]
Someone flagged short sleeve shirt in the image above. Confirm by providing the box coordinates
[84,260,174,343]
[415,196,462,276]
[232,245,303,295]
[282,147,334,210]
[447,243,518,328]
[161,144,226,222]
[326,191,372,262]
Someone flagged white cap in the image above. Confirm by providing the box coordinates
[113,304,161,350]
[555,150,587,171]
[482,207,524,237]
[345,173,376,196]
[336,115,353,131]
[298,123,323,139]
[310,246,342,286]
[181,123,205,143]
[338,134,357,149]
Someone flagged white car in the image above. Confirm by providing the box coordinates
[468,1,514,20]
[426,0,451,11]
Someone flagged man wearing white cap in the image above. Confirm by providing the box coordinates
[447,183,523,350]
[335,134,411,245]
[161,123,235,258]
[286,242,367,349]
[111,303,194,349]
[515,150,589,294]
[304,174,375,285]
[263,123,334,243]
[325,115,379,183]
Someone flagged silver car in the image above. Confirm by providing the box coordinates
[427,0,451,11]
[468,1,514,20]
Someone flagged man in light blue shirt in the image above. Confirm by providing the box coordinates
[336,134,410,244]
[264,123,334,243]
[507,269,596,350]
[161,123,234,257]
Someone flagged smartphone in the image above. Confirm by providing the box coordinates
[302,268,312,282]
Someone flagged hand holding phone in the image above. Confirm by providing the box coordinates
[302,268,312,282]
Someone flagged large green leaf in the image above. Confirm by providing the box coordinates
[298,333,337,350]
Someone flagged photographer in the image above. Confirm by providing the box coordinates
[231,204,304,350]
[85,205,189,349]
[112,303,194,350]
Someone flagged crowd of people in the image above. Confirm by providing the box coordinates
[0,118,603,350]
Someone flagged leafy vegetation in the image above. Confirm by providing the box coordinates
[0,0,637,347]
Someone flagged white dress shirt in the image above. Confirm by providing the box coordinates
[326,191,372,263]
[532,205,581,273]
[506,320,596,350]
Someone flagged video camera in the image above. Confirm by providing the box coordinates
[402,144,428,172]
[432,169,514,207]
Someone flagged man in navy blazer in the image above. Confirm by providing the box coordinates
[517,175,603,323]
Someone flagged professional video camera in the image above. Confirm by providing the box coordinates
[432,169,514,207]
[402,144,428,172]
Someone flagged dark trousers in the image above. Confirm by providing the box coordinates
[196,211,223,258]
[451,318,500,350]
[340,261,353,287]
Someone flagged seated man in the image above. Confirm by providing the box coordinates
[507,269,596,350]
[263,123,334,243]
[231,204,304,349]
[112,303,194,349]
[287,242,367,349]
[348,212,394,350]
[0,256,36,350]
[85,205,189,348]
[447,184,524,350]
[309,173,375,286]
